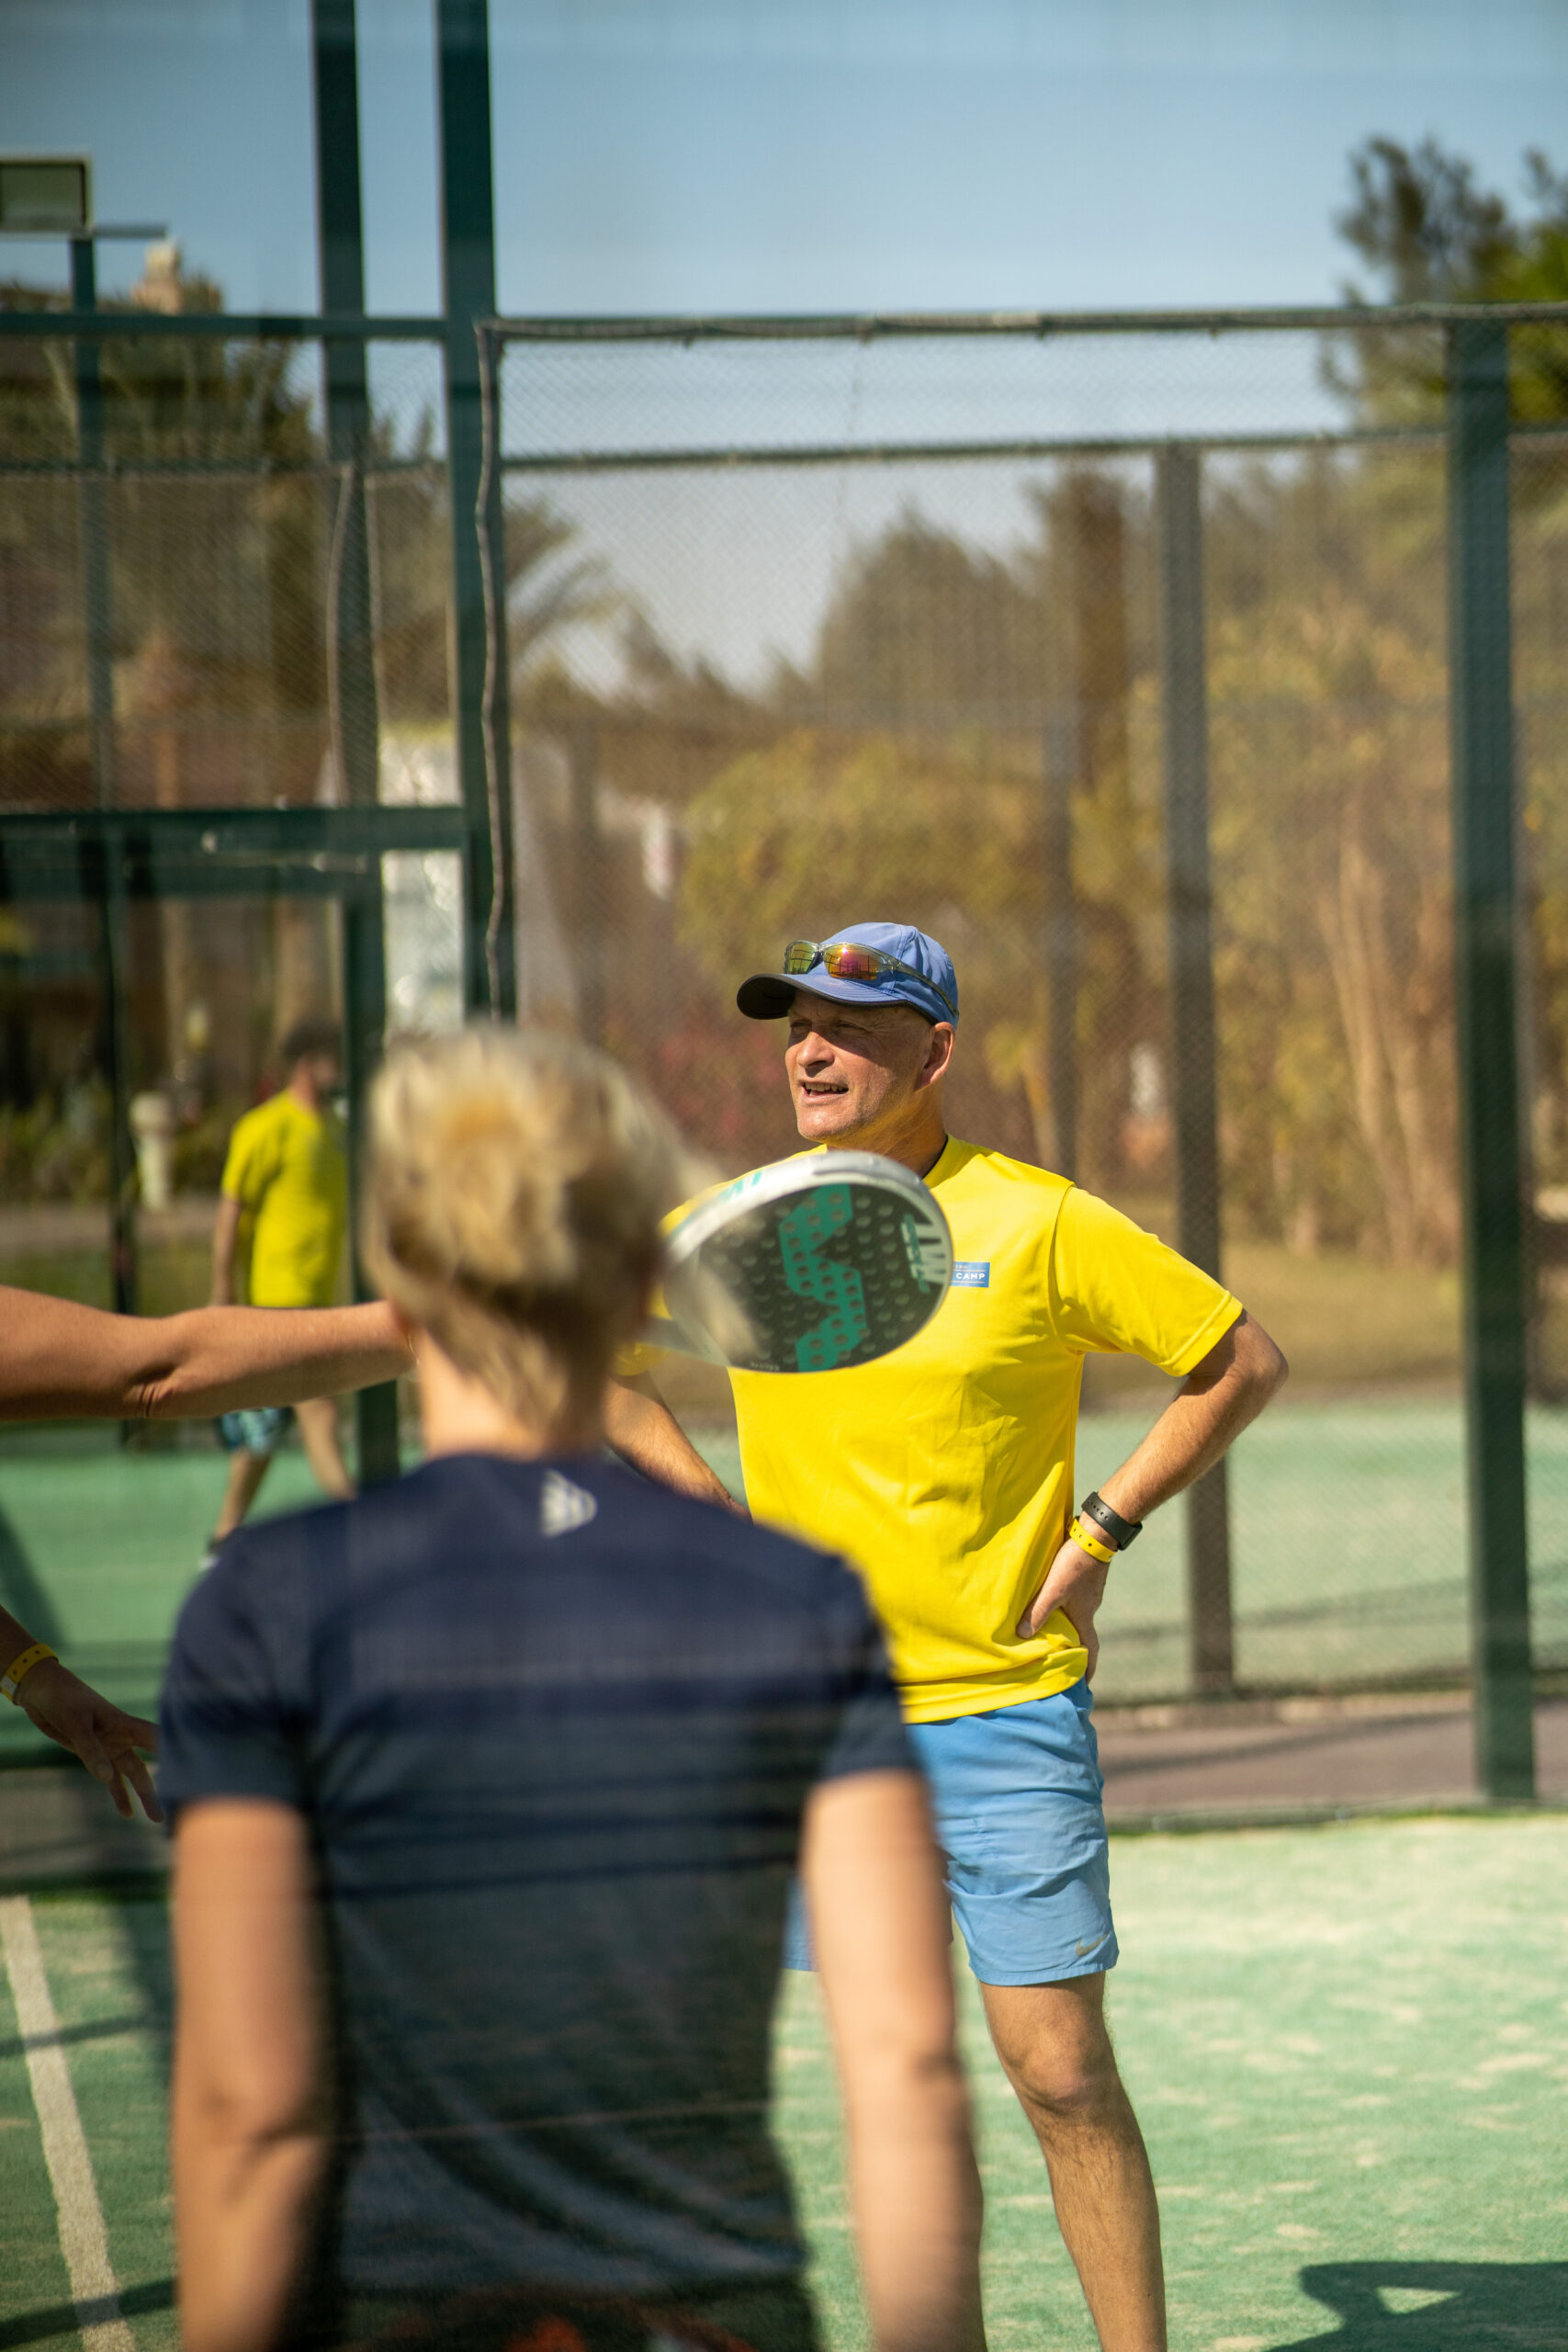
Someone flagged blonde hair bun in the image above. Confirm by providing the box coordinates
[364,1028,687,1427]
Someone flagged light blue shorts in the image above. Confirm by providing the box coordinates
[786,1681,1117,1987]
[216,1405,293,1457]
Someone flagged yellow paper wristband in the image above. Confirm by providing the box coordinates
[1,1642,57,1702]
[1068,1518,1116,1566]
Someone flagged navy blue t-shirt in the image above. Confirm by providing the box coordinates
[160,1453,910,2309]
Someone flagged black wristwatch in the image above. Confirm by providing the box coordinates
[1078,1490,1143,1550]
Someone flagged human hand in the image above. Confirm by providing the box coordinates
[1016,1537,1111,1681]
[16,1660,162,1822]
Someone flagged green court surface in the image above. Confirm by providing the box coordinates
[2,1818,1565,2348]
[2,1401,1567,1764]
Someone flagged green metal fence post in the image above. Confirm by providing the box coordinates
[312,0,380,813]
[1041,712,1078,1180]
[1447,317,1536,1802]
[343,879,397,1480]
[435,0,516,1020]
[312,0,399,1484]
[1156,442,1235,1696]
[70,235,138,1325]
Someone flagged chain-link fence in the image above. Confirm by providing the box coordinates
[488,310,1568,1707]
[1,300,1566,1725]
[0,315,461,1234]
[0,311,466,1747]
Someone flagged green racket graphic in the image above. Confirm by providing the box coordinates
[651,1152,953,1374]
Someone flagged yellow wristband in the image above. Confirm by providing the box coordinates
[1,1642,57,1702]
[1068,1518,1116,1566]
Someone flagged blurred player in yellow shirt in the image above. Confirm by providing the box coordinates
[208,1016,354,1553]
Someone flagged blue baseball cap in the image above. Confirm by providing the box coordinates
[737,921,960,1026]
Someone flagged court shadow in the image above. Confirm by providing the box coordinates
[1277,2261,1568,2348]
[113,1880,175,2064]
[0,2277,173,2348]
[0,2008,145,2064]
[0,1501,62,1650]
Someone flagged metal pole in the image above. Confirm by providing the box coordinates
[435,0,516,1019]
[342,883,398,1483]
[1447,318,1536,1802]
[312,0,380,811]
[1156,442,1234,1695]
[312,0,397,1483]
[1041,712,1078,1180]
[71,235,138,1324]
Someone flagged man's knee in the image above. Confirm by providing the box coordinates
[987,1980,1130,2127]
[1008,2041,1126,2126]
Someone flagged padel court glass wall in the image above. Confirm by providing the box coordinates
[0,301,1565,1768]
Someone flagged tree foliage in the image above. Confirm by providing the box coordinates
[1329,136,1568,423]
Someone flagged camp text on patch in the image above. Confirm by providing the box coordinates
[950,1262,990,1288]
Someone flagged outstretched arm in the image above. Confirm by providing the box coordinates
[1019,1309,1288,1671]
[0,1290,409,1815]
[0,1288,410,1423]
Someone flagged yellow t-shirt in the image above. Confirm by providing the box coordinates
[220,1091,347,1309]
[643,1138,1240,1724]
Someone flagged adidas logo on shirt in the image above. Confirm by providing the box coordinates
[540,1470,598,1538]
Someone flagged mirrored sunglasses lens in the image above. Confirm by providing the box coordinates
[782,942,818,975]
[823,945,884,983]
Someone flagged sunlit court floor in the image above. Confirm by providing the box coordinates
[1,1819,1565,2351]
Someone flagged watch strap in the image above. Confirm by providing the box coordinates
[1079,1490,1143,1549]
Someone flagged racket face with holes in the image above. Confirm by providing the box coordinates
[658,1152,953,1374]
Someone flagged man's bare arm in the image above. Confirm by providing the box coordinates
[1020,1311,1287,1667]
[0,1288,410,1422]
[604,1373,745,1511]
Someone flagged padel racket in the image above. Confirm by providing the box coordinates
[647,1151,953,1374]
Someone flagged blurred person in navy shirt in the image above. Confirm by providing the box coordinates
[163,1028,985,2352]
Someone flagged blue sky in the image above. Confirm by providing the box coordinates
[5,0,1566,684]
[2,0,1567,316]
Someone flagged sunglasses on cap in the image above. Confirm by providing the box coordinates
[783,938,958,1023]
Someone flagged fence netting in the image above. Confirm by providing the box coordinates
[0,308,1565,1732]
[493,320,1568,1700]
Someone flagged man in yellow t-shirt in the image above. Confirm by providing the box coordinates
[607,921,1287,2352]
[207,1016,354,1555]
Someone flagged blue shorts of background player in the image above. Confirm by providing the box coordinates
[216,1404,293,1457]
[784,1680,1115,1984]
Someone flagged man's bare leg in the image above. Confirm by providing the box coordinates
[295,1394,355,1499]
[214,1447,271,1541]
[981,1973,1166,2352]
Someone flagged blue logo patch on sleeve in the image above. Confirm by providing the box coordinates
[950,1261,990,1288]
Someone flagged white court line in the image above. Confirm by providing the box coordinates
[0,1894,136,2352]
